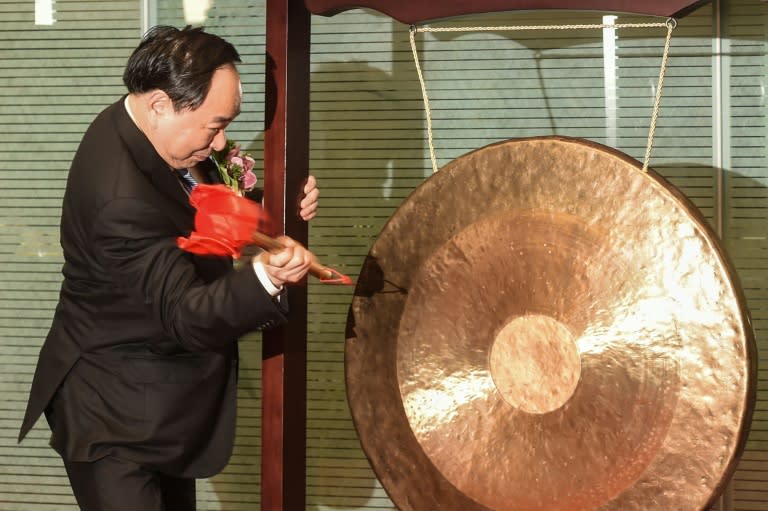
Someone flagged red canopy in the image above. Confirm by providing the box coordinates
[305,0,710,24]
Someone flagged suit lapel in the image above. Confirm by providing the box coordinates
[110,100,233,273]
[198,156,223,185]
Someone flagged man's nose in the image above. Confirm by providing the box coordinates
[211,129,227,151]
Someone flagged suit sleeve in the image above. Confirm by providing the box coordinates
[90,195,288,352]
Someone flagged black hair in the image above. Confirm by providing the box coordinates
[122,25,241,112]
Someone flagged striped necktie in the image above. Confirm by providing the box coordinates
[178,169,198,193]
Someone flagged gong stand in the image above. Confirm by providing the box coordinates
[261,1,713,510]
[262,2,310,511]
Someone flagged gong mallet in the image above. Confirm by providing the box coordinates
[176,183,353,285]
[250,230,352,285]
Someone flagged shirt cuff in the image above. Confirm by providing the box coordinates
[252,258,283,297]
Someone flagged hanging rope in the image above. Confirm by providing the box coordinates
[409,27,438,174]
[409,19,677,173]
[642,18,677,171]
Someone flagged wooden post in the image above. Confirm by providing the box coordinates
[262,0,311,509]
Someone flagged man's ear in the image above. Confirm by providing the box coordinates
[146,90,173,126]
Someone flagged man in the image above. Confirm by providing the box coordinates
[18,25,318,510]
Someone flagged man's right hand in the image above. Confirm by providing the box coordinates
[256,236,314,287]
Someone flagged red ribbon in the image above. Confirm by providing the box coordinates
[177,184,269,258]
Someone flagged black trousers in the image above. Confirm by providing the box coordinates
[63,456,196,511]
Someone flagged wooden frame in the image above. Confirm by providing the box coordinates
[260,1,711,509]
[305,0,712,24]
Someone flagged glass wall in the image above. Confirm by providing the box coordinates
[306,2,768,509]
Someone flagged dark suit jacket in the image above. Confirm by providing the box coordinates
[19,98,287,478]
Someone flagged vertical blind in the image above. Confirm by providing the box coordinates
[1,1,766,510]
[0,1,140,509]
[723,1,768,508]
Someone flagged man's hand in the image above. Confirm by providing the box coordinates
[257,236,314,287]
[299,176,319,221]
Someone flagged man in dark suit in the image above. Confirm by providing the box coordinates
[18,25,319,510]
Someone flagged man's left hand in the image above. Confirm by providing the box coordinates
[299,176,319,221]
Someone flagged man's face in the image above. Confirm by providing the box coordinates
[152,64,242,170]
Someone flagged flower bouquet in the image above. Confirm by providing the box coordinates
[211,140,258,195]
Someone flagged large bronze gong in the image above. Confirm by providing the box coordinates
[345,137,756,510]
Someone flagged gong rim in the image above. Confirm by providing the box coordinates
[345,136,757,511]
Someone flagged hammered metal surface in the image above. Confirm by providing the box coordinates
[345,137,756,511]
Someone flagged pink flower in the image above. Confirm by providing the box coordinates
[242,154,255,173]
[226,146,239,159]
[243,169,258,190]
